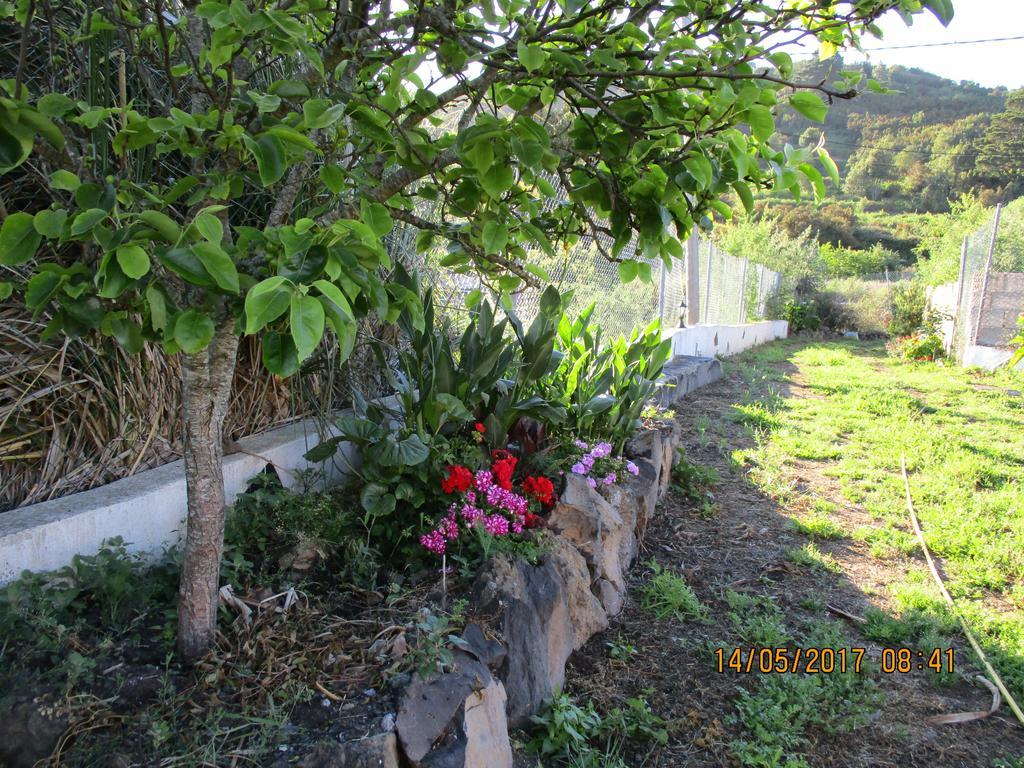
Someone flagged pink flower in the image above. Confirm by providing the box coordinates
[571,462,587,475]
[626,461,639,476]
[474,470,494,492]
[602,472,616,485]
[586,477,598,489]
[420,530,446,554]
[484,514,510,535]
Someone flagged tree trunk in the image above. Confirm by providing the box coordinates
[176,318,239,660]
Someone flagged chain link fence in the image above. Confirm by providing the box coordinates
[951,202,1024,364]
[393,211,781,341]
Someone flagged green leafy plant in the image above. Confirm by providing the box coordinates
[888,281,926,336]
[640,560,709,622]
[671,451,719,515]
[1004,313,1024,370]
[527,691,667,768]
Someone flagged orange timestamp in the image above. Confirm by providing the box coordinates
[713,647,955,675]
[715,646,866,674]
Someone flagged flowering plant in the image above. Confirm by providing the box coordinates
[565,439,639,489]
[422,452,554,558]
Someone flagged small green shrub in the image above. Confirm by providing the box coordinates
[640,561,709,621]
[527,691,668,768]
[725,590,791,646]
[671,451,718,513]
[783,299,821,333]
[888,281,925,337]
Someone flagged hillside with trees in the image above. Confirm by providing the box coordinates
[717,57,1022,281]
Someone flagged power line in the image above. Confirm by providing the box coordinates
[860,35,1024,52]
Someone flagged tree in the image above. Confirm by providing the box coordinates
[0,0,952,658]
[977,89,1024,199]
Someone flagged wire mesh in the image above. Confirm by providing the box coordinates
[952,204,1024,363]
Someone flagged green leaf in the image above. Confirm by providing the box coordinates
[799,163,826,201]
[49,170,81,191]
[244,276,292,333]
[192,242,239,293]
[732,181,754,214]
[159,247,216,288]
[25,270,64,312]
[289,292,325,361]
[70,208,107,236]
[360,483,396,517]
[0,281,12,300]
[683,154,712,187]
[246,133,286,186]
[789,92,827,123]
[140,210,181,242]
[517,40,547,73]
[746,104,774,143]
[480,165,515,200]
[146,285,167,331]
[367,433,430,467]
[313,279,354,322]
[37,93,76,117]
[33,209,67,238]
[262,331,299,376]
[194,213,223,243]
[302,99,344,129]
[279,244,327,282]
[319,165,345,194]
[618,260,639,283]
[465,288,482,308]
[173,309,215,354]
[817,148,840,187]
[0,213,41,265]
[482,220,509,254]
[116,245,150,278]
[360,199,393,237]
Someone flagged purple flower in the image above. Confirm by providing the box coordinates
[420,530,446,554]
[582,454,595,469]
[591,442,613,459]
[474,470,493,492]
[586,477,598,489]
[626,461,639,476]
[602,472,616,485]
[571,462,587,475]
[484,514,510,536]
[441,514,459,541]
[460,503,484,523]
[574,439,589,450]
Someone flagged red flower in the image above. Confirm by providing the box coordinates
[523,475,555,506]
[474,422,486,433]
[441,465,473,494]
[491,455,517,491]
[524,512,545,529]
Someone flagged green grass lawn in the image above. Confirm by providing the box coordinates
[733,340,1024,701]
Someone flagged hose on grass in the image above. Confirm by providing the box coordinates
[901,452,1024,728]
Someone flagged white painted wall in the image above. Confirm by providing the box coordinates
[666,320,789,359]
[0,416,361,583]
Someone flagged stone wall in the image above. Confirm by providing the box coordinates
[306,421,682,768]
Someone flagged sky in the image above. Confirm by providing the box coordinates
[794,0,1024,90]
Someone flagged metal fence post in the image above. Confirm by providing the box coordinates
[737,258,749,323]
[686,229,701,326]
[703,241,713,324]
[973,203,1002,346]
[949,235,969,356]
[657,257,667,327]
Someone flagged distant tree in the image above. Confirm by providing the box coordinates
[977,90,1024,199]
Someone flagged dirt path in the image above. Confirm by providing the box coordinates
[555,343,1024,768]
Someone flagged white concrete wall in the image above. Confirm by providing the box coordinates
[667,320,789,359]
[0,416,362,583]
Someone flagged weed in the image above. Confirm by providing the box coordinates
[798,595,826,613]
[786,543,841,574]
[725,591,791,646]
[527,691,668,767]
[788,512,844,540]
[405,600,469,679]
[640,561,709,622]
[672,450,718,515]
[607,634,638,663]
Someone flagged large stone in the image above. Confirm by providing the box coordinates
[472,554,575,725]
[397,652,492,763]
[548,475,629,613]
[297,733,400,768]
[0,696,68,768]
[396,650,512,768]
[598,482,641,573]
[545,537,608,649]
